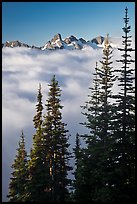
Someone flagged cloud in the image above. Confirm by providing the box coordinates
[2,41,135,201]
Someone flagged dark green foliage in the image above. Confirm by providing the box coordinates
[7,130,29,202]
[73,134,93,202]
[33,83,43,129]
[75,36,118,202]
[8,78,72,202]
[28,83,50,202]
[74,7,135,202]
[42,75,72,202]
[112,7,135,201]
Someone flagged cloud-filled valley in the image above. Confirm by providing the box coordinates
[2,38,135,201]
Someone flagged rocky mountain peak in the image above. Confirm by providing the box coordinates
[69,35,78,42]
[79,38,86,44]
[51,33,62,43]
[64,35,78,44]
[2,40,30,48]
[91,36,104,44]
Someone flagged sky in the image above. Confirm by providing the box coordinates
[2,2,135,47]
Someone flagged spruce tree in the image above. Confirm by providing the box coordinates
[42,75,72,202]
[80,61,101,141]
[73,62,101,202]
[73,133,81,201]
[73,133,92,202]
[7,130,29,202]
[28,84,50,202]
[112,7,135,201]
[78,35,117,202]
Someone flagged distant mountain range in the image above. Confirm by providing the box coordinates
[2,33,120,50]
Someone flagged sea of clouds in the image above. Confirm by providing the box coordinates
[2,38,135,201]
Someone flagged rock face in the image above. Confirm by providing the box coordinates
[79,38,86,44]
[64,37,71,44]
[91,36,104,44]
[2,40,31,48]
[42,33,64,50]
[42,41,53,50]
[64,35,78,43]
[74,43,82,49]
[51,33,62,43]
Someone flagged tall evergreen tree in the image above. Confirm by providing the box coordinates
[112,7,135,201]
[7,130,29,202]
[42,75,72,202]
[28,84,50,202]
[80,61,101,141]
[77,35,117,202]
[73,62,101,202]
[73,133,92,202]
[73,133,81,201]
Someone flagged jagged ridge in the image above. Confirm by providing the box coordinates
[2,33,105,50]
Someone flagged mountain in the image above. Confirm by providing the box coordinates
[2,40,31,48]
[2,33,118,50]
[41,33,64,50]
[2,40,41,50]
[91,36,104,44]
[41,34,92,50]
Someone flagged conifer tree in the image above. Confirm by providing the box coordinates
[73,62,102,202]
[112,7,135,201]
[77,35,117,202]
[42,75,72,202]
[73,133,81,201]
[73,133,92,202]
[7,130,29,202]
[28,84,50,202]
[80,61,101,141]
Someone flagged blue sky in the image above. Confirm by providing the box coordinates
[2,2,135,46]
